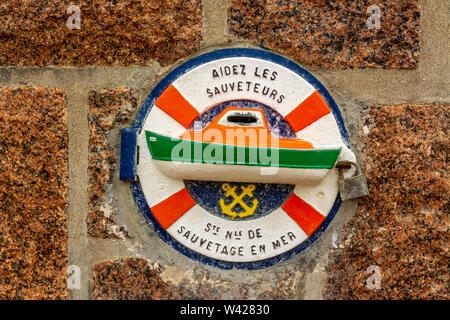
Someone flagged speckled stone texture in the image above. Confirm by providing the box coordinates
[325,104,449,299]
[229,0,420,68]
[92,258,247,300]
[0,87,68,299]
[0,0,202,67]
[88,89,138,239]
[92,258,178,300]
[92,257,311,299]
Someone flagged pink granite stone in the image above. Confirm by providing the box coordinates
[325,103,449,299]
[0,87,68,299]
[229,0,420,69]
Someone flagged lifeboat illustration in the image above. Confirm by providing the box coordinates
[146,107,342,184]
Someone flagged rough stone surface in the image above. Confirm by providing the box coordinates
[229,0,420,69]
[92,257,311,300]
[92,258,177,300]
[325,103,449,299]
[0,0,202,67]
[0,87,68,299]
[87,89,138,239]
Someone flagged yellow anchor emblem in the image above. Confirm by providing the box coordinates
[219,183,259,220]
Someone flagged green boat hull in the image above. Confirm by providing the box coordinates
[145,131,341,169]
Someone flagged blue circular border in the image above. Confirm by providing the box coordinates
[130,48,347,270]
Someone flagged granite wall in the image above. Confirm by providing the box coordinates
[0,0,448,300]
[0,87,68,299]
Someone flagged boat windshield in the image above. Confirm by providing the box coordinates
[217,110,265,128]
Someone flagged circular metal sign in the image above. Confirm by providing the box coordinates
[125,48,355,269]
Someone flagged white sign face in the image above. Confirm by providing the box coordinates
[123,49,355,269]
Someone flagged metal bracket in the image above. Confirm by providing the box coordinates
[336,161,369,200]
[120,128,139,181]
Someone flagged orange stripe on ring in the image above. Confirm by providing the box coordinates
[155,84,200,129]
[151,188,196,230]
[284,91,331,132]
[281,193,325,236]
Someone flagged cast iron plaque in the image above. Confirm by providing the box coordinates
[120,48,356,269]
